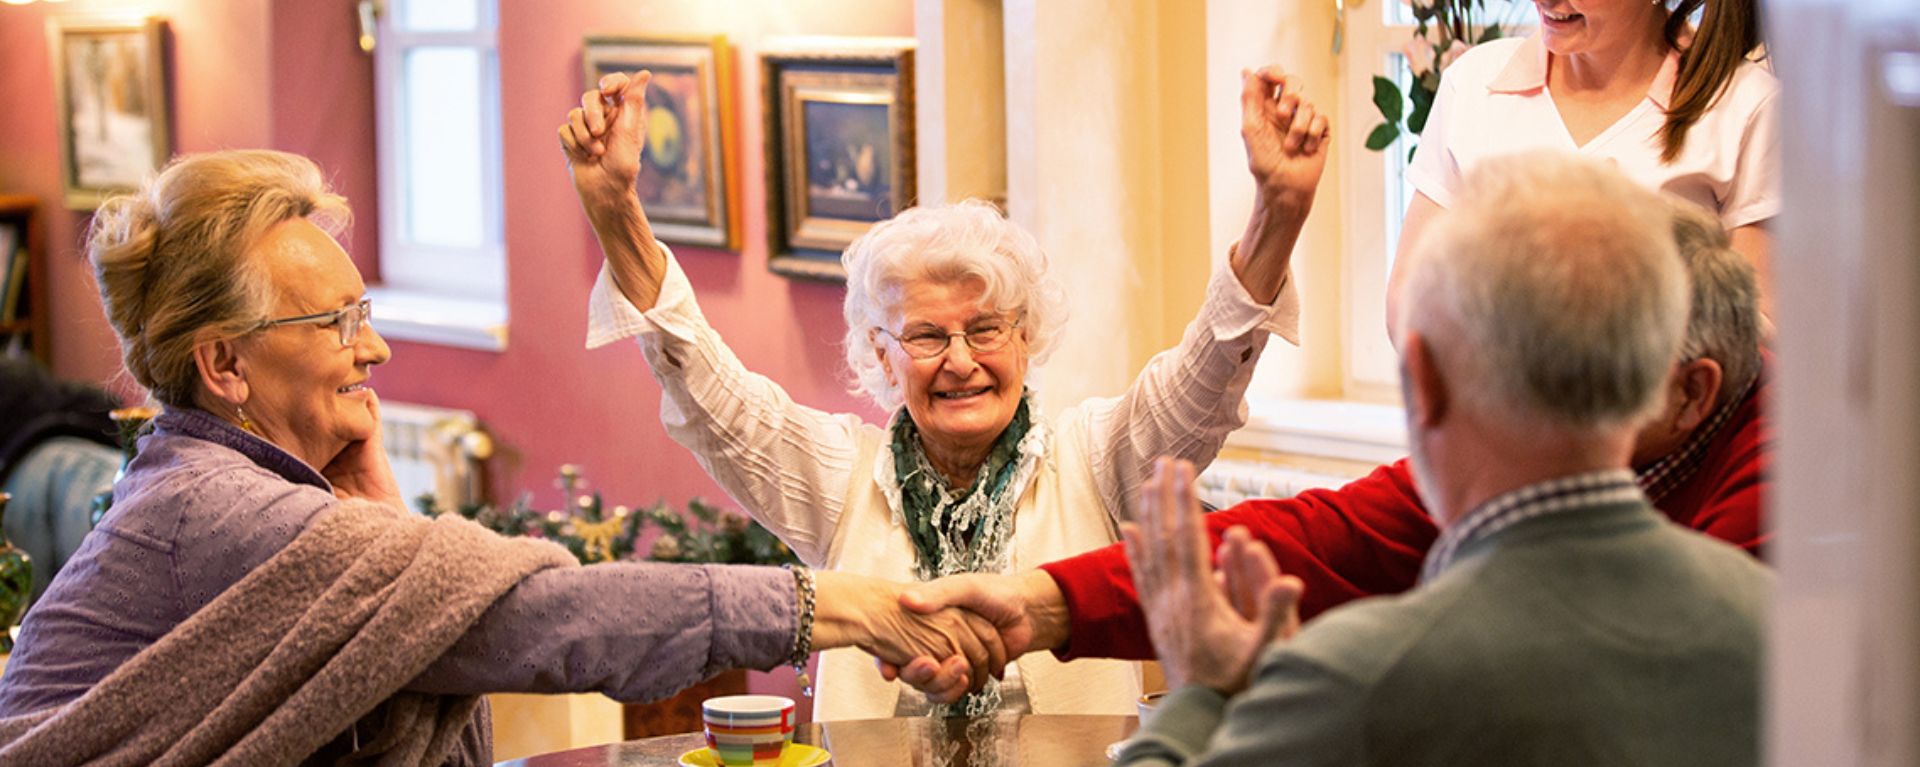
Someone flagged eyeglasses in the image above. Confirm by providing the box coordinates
[256,298,373,348]
[877,317,1021,360]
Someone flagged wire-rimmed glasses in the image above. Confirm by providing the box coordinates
[876,317,1021,360]
[256,298,373,348]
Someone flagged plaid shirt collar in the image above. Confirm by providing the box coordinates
[1422,469,1644,583]
[1634,378,1754,504]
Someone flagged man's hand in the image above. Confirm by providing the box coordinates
[1239,66,1330,210]
[1124,458,1303,695]
[558,71,650,206]
[321,390,404,508]
[810,571,1006,702]
[879,571,1071,702]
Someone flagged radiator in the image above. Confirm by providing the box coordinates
[1196,458,1361,510]
[379,401,493,511]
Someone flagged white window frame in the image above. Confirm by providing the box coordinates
[369,0,508,351]
[1336,2,1420,396]
[1336,1,1533,395]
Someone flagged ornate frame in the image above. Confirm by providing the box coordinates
[760,44,915,282]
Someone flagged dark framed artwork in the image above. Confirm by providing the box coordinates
[48,17,171,211]
[583,34,740,250]
[761,44,915,282]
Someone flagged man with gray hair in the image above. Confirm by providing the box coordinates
[1113,153,1769,766]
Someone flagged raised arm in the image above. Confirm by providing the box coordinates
[559,71,669,312]
[1230,66,1331,304]
[1083,68,1331,512]
[564,73,866,563]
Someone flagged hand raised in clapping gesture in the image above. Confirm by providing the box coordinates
[1123,457,1304,694]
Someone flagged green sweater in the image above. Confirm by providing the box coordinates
[1119,500,1769,766]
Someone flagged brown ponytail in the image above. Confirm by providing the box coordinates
[1660,0,1765,163]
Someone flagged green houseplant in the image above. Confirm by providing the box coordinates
[1367,0,1525,159]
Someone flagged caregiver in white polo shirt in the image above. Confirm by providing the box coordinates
[1391,0,1777,318]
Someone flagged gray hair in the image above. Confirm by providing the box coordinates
[1398,153,1689,431]
[87,150,350,407]
[841,200,1068,410]
[1666,197,1762,403]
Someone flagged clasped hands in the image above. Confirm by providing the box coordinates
[848,457,1304,703]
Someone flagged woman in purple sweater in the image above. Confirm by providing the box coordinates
[0,150,999,766]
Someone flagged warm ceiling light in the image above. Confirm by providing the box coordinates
[0,0,40,6]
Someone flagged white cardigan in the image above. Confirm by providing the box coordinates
[586,245,1298,720]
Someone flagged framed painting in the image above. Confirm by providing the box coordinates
[761,44,915,282]
[48,17,171,211]
[583,34,741,251]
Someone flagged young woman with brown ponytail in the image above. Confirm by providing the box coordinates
[1388,0,1778,323]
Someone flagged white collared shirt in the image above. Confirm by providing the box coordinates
[1408,35,1780,230]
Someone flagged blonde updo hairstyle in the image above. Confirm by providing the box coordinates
[841,200,1069,411]
[87,149,349,408]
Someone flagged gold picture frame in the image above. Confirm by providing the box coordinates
[48,17,171,211]
[583,34,741,251]
[761,44,915,282]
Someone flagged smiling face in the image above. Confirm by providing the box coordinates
[236,218,390,470]
[1535,0,1668,58]
[877,276,1030,462]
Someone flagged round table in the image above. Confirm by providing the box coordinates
[500,713,1140,766]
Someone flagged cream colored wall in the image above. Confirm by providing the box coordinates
[1206,0,1345,401]
[911,0,1346,410]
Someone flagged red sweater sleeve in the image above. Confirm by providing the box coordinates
[1039,460,1438,661]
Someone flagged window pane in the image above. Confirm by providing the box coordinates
[400,0,480,32]
[403,47,485,248]
[1384,53,1417,280]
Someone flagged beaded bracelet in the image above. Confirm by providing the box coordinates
[786,564,816,696]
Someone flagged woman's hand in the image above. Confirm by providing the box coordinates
[811,571,1006,701]
[1240,66,1331,211]
[557,71,671,311]
[882,570,1072,704]
[1230,66,1331,305]
[559,71,650,207]
[1123,457,1303,695]
[321,391,405,508]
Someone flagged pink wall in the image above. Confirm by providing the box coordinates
[3,0,916,720]
[1,0,910,505]
[0,0,275,400]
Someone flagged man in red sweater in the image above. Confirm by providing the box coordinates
[889,199,1768,691]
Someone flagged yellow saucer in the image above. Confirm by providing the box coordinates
[678,744,830,767]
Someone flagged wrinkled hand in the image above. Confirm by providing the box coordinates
[558,70,651,207]
[880,572,1054,702]
[321,390,404,507]
[811,572,1006,702]
[1239,66,1331,210]
[1124,458,1303,695]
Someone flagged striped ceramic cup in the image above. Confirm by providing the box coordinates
[702,694,795,766]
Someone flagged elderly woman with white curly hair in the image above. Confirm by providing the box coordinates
[561,66,1330,719]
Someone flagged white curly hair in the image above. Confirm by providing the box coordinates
[841,199,1070,412]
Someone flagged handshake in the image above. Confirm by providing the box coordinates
[812,458,1305,704]
[809,568,1067,704]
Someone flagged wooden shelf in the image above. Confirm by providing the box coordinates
[0,195,47,365]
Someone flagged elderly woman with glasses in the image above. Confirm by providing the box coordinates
[560,66,1330,719]
[0,150,1015,765]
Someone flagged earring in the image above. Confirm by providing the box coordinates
[235,404,257,434]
